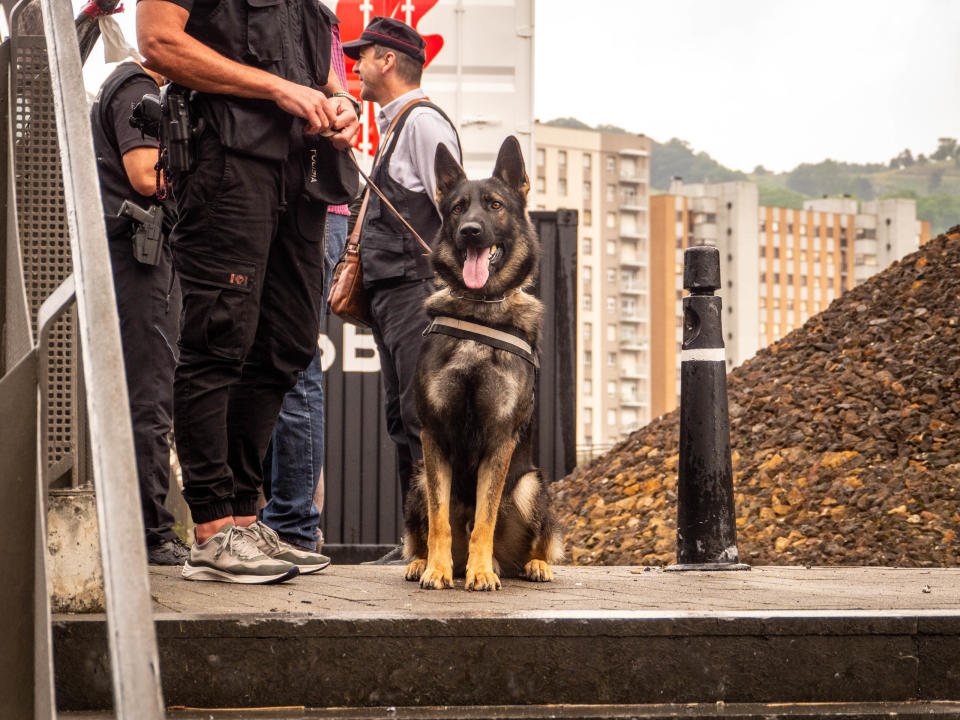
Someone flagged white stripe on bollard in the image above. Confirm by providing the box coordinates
[681,348,726,363]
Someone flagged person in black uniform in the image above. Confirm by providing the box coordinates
[137,0,360,583]
[341,18,461,564]
[91,59,188,566]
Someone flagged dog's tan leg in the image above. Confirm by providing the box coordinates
[417,430,454,589]
[465,439,516,591]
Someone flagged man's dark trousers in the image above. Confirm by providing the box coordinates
[108,228,180,545]
[368,278,433,501]
[171,126,327,524]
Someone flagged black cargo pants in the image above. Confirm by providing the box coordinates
[108,228,180,546]
[171,126,327,524]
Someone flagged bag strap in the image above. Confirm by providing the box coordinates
[347,97,435,256]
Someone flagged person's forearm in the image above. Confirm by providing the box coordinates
[137,1,284,101]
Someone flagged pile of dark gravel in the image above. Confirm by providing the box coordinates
[552,227,960,567]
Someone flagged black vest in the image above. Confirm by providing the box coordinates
[90,63,169,240]
[360,101,460,286]
[182,0,333,160]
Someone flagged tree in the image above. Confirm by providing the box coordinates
[897,149,915,167]
[932,137,957,162]
[917,153,929,166]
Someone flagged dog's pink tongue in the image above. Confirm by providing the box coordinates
[463,246,491,289]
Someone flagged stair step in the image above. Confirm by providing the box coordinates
[60,701,960,719]
[53,566,960,712]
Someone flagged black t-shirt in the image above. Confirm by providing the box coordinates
[91,65,164,240]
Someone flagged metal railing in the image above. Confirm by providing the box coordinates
[0,0,165,716]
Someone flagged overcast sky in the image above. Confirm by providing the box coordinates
[535,0,960,172]
[74,0,960,175]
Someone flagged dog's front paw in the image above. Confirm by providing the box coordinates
[404,558,427,581]
[465,568,501,591]
[523,559,553,582]
[419,563,453,590]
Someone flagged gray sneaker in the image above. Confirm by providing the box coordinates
[182,524,299,584]
[241,522,331,575]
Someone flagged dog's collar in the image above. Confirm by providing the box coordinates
[423,316,539,368]
[448,288,524,303]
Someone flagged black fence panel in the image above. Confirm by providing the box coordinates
[530,209,578,486]
[320,209,578,546]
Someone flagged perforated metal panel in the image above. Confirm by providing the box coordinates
[12,33,85,488]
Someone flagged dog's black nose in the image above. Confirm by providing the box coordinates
[459,222,482,239]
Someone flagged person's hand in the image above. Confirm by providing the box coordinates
[273,80,336,134]
[328,95,360,150]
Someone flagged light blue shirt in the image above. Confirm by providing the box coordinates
[376,88,461,210]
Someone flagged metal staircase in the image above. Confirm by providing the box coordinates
[0,0,164,716]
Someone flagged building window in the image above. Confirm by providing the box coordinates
[606,268,616,283]
[607,352,616,367]
[607,240,616,254]
[582,322,592,340]
[606,212,617,228]
[584,351,592,367]
[583,265,592,282]
[584,407,592,425]
[606,296,616,312]
[558,178,567,196]
[607,184,616,202]
[583,294,592,311]
[536,148,545,166]
[536,176,545,193]
[606,380,616,396]
[558,150,567,167]
[583,237,592,254]
[583,180,592,197]
[583,153,592,170]
[607,324,616,341]
[606,155,616,172]
[583,210,592,226]
[607,409,617,426]
[583,379,592,395]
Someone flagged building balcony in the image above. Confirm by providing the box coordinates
[619,173,644,184]
[619,229,648,240]
[619,338,647,351]
[618,148,649,157]
[619,201,648,212]
[620,397,648,408]
[619,282,647,295]
[619,255,645,268]
[619,312,645,324]
[619,367,649,380]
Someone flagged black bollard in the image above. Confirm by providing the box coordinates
[666,246,749,571]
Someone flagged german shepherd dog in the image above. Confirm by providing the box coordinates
[402,136,563,591]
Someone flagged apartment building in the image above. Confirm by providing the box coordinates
[533,122,652,452]
[650,180,931,418]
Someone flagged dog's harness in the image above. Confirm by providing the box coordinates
[423,316,539,368]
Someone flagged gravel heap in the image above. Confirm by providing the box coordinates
[552,227,960,567]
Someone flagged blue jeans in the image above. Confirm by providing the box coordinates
[261,212,348,550]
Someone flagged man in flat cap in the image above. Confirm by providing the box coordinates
[343,17,461,564]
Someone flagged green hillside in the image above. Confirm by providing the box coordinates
[540,119,960,236]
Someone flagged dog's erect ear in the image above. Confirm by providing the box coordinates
[493,135,529,200]
[435,143,466,204]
